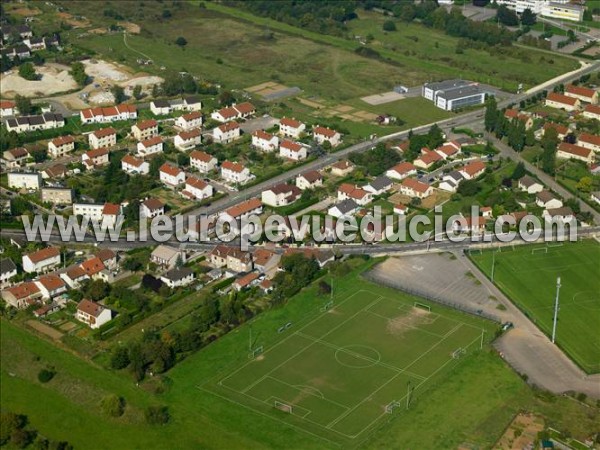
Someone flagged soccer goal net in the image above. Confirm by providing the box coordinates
[274,401,293,414]
[248,346,264,359]
[414,302,431,312]
[385,401,401,414]
[452,347,466,359]
[320,301,334,312]
[531,247,548,254]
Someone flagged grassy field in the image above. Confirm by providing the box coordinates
[470,241,600,373]
[2,258,600,448]
[204,288,485,446]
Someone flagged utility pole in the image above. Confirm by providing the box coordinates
[406,381,412,410]
[552,277,561,344]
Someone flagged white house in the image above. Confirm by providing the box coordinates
[182,176,213,201]
[296,170,323,190]
[82,148,110,169]
[399,178,433,199]
[5,113,64,134]
[140,198,165,219]
[160,267,195,288]
[22,247,61,274]
[438,171,464,193]
[121,154,150,175]
[261,184,301,207]
[48,135,75,158]
[564,84,598,104]
[174,129,202,151]
[213,121,241,143]
[556,142,594,164]
[279,117,306,138]
[328,199,359,219]
[190,150,217,173]
[313,126,341,147]
[518,175,544,194]
[76,299,112,329]
[159,163,185,187]
[176,111,203,130]
[577,133,600,154]
[34,274,67,300]
[252,130,279,152]
[137,136,163,156]
[150,99,172,116]
[459,161,486,180]
[211,106,238,122]
[150,245,186,268]
[2,147,29,168]
[7,172,42,190]
[221,160,252,185]
[543,207,575,223]
[131,119,158,141]
[79,104,137,124]
[536,190,563,210]
[364,176,393,196]
[88,127,117,149]
[583,105,600,121]
[0,259,17,288]
[221,198,263,222]
[73,202,121,227]
[337,183,373,206]
[279,140,307,160]
[331,160,354,177]
[393,204,408,215]
[0,100,17,117]
[386,162,417,181]
[545,92,580,112]
[414,149,443,170]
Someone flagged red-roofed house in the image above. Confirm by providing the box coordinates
[88,127,117,149]
[221,160,252,185]
[331,160,354,176]
[543,122,570,140]
[435,143,462,159]
[175,111,203,130]
[564,84,598,104]
[48,135,75,158]
[233,272,259,291]
[556,142,594,164]
[182,176,213,200]
[82,147,109,169]
[0,100,17,117]
[80,257,107,280]
[76,299,112,329]
[414,149,442,170]
[583,104,600,121]
[577,133,600,154]
[459,161,486,180]
[296,170,323,190]
[222,198,263,221]
[140,198,165,219]
[313,126,342,147]
[22,247,60,273]
[174,129,202,151]
[545,92,580,112]
[137,136,163,156]
[232,102,256,119]
[190,150,217,173]
[159,163,185,187]
[337,183,373,206]
[2,147,29,168]
[1,281,41,308]
[131,119,158,141]
[252,130,279,152]
[211,106,238,122]
[279,140,307,160]
[261,183,301,207]
[399,178,433,198]
[35,274,67,299]
[121,154,150,175]
[279,117,306,138]
[213,121,240,143]
[452,215,487,234]
[79,104,137,124]
[386,162,417,181]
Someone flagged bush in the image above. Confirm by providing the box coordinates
[382,20,396,32]
[175,36,187,47]
[37,368,55,383]
[100,394,125,417]
[19,62,37,81]
[145,405,169,425]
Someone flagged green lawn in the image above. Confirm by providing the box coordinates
[470,240,600,373]
[2,258,599,448]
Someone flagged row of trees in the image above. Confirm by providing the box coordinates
[0,411,73,449]
[349,142,401,176]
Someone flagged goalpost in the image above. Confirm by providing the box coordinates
[531,247,548,254]
[452,347,466,359]
[385,400,401,414]
[320,301,334,312]
[274,401,293,414]
[414,302,431,312]
[470,248,483,255]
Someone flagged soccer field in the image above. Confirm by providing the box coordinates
[470,241,600,374]
[202,289,485,446]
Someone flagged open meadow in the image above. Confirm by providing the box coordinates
[470,240,600,374]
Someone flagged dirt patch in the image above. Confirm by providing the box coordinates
[59,322,78,332]
[361,91,405,105]
[494,413,544,449]
[298,98,325,109]
[83,59,130,82]
[89,28,108,35]
[118,22,141,34]
[11,7,41,16]
[386,307,434,336]
[0,63,77,98]
[27,320,63,340]
[57,12,91,28]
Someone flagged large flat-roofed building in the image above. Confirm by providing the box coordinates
[541,2,584,21]
[41,187,73,205]
[435,85,488,111]
[422,79,471,102]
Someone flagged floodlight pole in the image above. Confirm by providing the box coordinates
[406,381,411,410]
[551,277,561,344]
[491,249,496,283]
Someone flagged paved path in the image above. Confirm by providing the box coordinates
[459,255,600,398]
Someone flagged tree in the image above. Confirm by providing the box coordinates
[457,179,481,196]
[70,62,88,87]
[181,73,197,93]
[521,8,537,26]
[576,177,593,193]
[175,36,187,47]
[218,90,234,106]
[38,368,55,383]
[110,346,130,369]
[496,5,518,26]
[111,85,126,104]
[100,395,125,417]
[19,62,37,81]
[484,96,499,132]
[145,406,169,425]
[162,9,172,19]
[14,95,33,115]
[382,20,396,32]
[132,84,143,100]
[511,162,526,180]
[85,279,111,301]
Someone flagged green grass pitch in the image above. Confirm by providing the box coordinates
[201,289,485,446]
[470,241,600,374]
